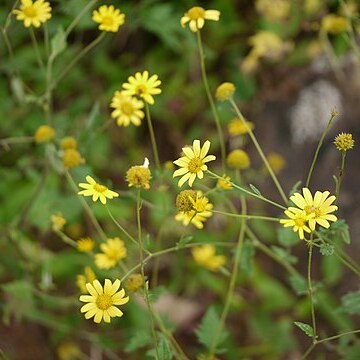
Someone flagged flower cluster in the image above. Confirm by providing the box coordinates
[60,136,84,169]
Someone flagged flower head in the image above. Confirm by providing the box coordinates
[215,82,235,101]
[173,140,216,187]
[92,5,125,32]
[280,208,313,240]
[290,188,338,231]
[228,118,255,136]
[334,133,355,151]
[191,245,226,272]
[13,0,52,28]
[322,14,348,34]
[77,237,95,253]
[78,176,118,204]
[51,212,66,231]
[267,152,286,174]
[256,0,290,21]
[61,136,78,150]
[62,149,85,169]
[176,190,197,212]
[76,266,97,293]
[124,274,144,293]
[34,125,55,144]
[226,149,250,170]
[110,91,144,127]
[126,158,151,189]
[95,238,127,269]
[180,6,220,32]
[79,279,129,323]
[122,71,161,105]
[217,174,233,190]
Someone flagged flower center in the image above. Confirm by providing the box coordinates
[187,6,206,20]
[188,157,203,173]
[121,102,134,115]
[294,218,305,227]
[102,15,114,26]
[23,5,38,18]
[93,183,107,193]
[304,205,320,217]
[96,294,112,310]
[135,84,147,95]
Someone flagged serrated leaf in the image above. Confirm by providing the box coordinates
[50,27,66,61]
[341,289,360,315]
[195,306,228,352]
[288,274,307,295]
[249,184,262,196]
[240,239,254,275]
[294,321,314,337]
[320,243,334,256]
[147,333,173,360]
[125,330,152,353]
[176,235,193,249]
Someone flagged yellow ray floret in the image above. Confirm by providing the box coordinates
[280,208,313,240]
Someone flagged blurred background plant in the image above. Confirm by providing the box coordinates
[1,0,360,359]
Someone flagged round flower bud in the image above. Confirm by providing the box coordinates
[334,133,355,151]
[126,160,152,189]
[226,149,251,169]
[176,190,197,212]
[124,273,144,292]
[61,136,78,150]
[34,125,55,144]
[215,82,235,101]
[62,149,85,169]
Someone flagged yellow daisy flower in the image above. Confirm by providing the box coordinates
[290,188,338,231]
[77,237,95,253]
[50,212,66,231]
[76,266,97,293]
[180,6,220,32]
[13,0,52,28]
[79,279,129,323]
[78,176,118,204]
[191,245,226,272]
[92,5,125,32]
[126,158,151,190]
[122,71,161,105]
[280,208,313,240]
[110,91,144,127]
[334,133,355,151]
[95,238,127,269]
[217,174,233,190]
[173,139,216,187]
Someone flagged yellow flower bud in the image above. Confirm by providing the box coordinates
[226,149,251,169]
[34,125,55,143]
[215,82,235,101]
[334,133,355,151]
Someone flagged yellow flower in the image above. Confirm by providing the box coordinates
[77,237,95,253]
[322,14,348,34]
[79,279,129,323]
[126,158,151,189]
[124,274,144,293]
[191,245,226,272]
[57,341,82,360]
[173,139,216,187]
[61,136,78,150]
[62,149,85,169]
[50,212,66,231]
[290,188,338,231]
[215,82,235,101]
[92,5,125,32]
[280,208,313,240]
[226,149,250,170]
[217,174,233,190]
[122,71,161,105]
[110,90,144,127]
[95,238,127,269]
[267,152,286,174]
[176,190,197,212]
[334,133,355,151]
[241,51,260,74]
[76,266,97,293]
[256,0,290,21]
[250,31,284,59]
[175,192,213,229]
[228,118,255,136]
[78,176,118,204]
[13,0,52,28]
[180,6,220,32]
[34,125,55,144]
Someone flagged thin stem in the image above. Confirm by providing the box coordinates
[301,343,316,360]
[29,27,45,70]
[306,111,337,187]
[229,98,288,204]
[65,171,107,241]
[0,136,33,150]
[145,103,161,170]
[136,189,159,359]
[317,329,360,344]
[196,31,226,171]
[307,239,317,342]
[44,23,49,58]
[52,32,106,90]
[207,170,286,210]
[335,151,346,199]
[212,209,280,222]
[334,251,360,277]
[55,230,77,248]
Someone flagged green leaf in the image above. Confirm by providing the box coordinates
[318,220,351,244]
[240,239,254,275]
[147,333,173,360]
[271,246,298,264]
[125,330,152,353]
[50,27,66,61]
[294,321,315,337]
[288,274,307,295]
[277,227,300,247]
[176,235,193,249]
[320,243,335,256]
[341,289,360,315]
[195,306,228,352]
[249,184,262,196]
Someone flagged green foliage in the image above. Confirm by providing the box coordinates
[340,289,360,315]
[320,243,335,256]
[240,239,255,276]
[294,321,315,338]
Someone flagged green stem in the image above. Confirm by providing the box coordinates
[29,27,45,70]
[145,103,161,170]
[65,171,107,241]
[307,239,317,343]
[136,189,159,359]
[51,32,106,90]
[335,151,346,199]
[317,329,360,344]
[212,209,280,222]
[0,136,34,150]
[301,343,316,360]
[44,23,49,58]
[229,98,288,204]
[334,251,360,277]
[306,111,337,187]
[196,31,226,172]
[207,170,286,210]
[55,230,77,248]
